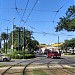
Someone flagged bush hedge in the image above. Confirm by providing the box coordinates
[6,53,35,59]
[64,53,74,55]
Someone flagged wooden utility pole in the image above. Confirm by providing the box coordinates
[5,27,10,54]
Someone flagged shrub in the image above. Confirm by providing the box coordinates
[6,53,35,59]
[64,53,73,55]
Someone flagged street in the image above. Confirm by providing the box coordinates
[0,54,75,67]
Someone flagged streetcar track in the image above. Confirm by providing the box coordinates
[46,57,75,75]
[1,57,46,75]
[1,56,75,75]
[1,60,26,75]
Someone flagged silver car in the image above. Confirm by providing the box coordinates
[0,54,11,61]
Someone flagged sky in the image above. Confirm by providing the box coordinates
[0,0,75,45]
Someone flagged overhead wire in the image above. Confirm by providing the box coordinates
[15,0,21,19]
[27,20,57,23]
[23,0,38,25]
[24,0,69,36]
[0,0,74,39]
[10,8,60,12]
[21,0,70,37]
[0,18,12,22]
[13,0,71,37]
[33,31,60,36]
[20,0,30,23]
[53,0,69,24]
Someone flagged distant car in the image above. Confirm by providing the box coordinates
[0,54,11,61]
[47,51,61,58]
[44,49,51,54]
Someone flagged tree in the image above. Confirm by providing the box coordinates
[1,32,8,53]
[27,39,39,52]
[55,5,75,32]
[61,38,75,53]
[55,5,75,53]
[8,26,39,52]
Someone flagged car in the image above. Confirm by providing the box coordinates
[0,54,11,62]
[44,49,51,54]
[47,51,61,58]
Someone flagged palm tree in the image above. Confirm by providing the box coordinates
[1,32,8,53]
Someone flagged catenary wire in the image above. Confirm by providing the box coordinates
[53,0,69,24]
[20,0,30,23]
[9,8,60,12]
[23,0,38,25]
[15,0,21,19]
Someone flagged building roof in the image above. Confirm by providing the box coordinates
[51,43,62,47]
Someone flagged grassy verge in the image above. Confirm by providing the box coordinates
[33,69,49,75]
[0,64,5,67]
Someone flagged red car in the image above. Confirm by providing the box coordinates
[47,51,61,58]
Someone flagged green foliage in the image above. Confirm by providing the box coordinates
[33,69,49,75]
[64,53,73,55]
[1,26,39,54]
[1,32,8,40]
[1,32,8,53]
[6,51,35,59]
[8,26,39,50]
[55,5,75,32]
[61,38,75,50]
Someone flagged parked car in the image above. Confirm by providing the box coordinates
[0,54,11,61]
[47,51,61,58]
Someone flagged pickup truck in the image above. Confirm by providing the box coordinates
[0,54,11,61]
[47,51,61,58]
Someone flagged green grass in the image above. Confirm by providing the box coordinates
[65,68,75,72]
[33,69,49,75]
[0,64,5,67]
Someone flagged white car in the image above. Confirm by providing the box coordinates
[0,54,11,61]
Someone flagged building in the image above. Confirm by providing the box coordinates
[39,43,63,53]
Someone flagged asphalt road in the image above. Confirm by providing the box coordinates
[0,54,75,67]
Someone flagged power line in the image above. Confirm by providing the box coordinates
[53,0,69,23]
[23,0,38,24]
[10,8,59,12]
[0,18,12,22]
[33,31,60,36]
[12,0,72,37]
[15,0,21,19]
[20,0,30,23]
[27,20,57,23]
[60,32,75,36]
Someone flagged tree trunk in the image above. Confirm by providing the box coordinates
[4,39,5,53]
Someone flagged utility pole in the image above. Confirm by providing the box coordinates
[58,36,60,52]
[0,29,1,49]
[0,34,1,53]
[12,17,15,52]
[18,27,21,53]
[58,36,59,49]
[5,27,10,54]
[23,27,25,59]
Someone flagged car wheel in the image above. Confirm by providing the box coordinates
[3,58,7,62]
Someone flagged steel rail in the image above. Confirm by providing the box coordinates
[46,58,75,75]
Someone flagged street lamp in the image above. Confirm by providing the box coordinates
[11,17,15,52]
